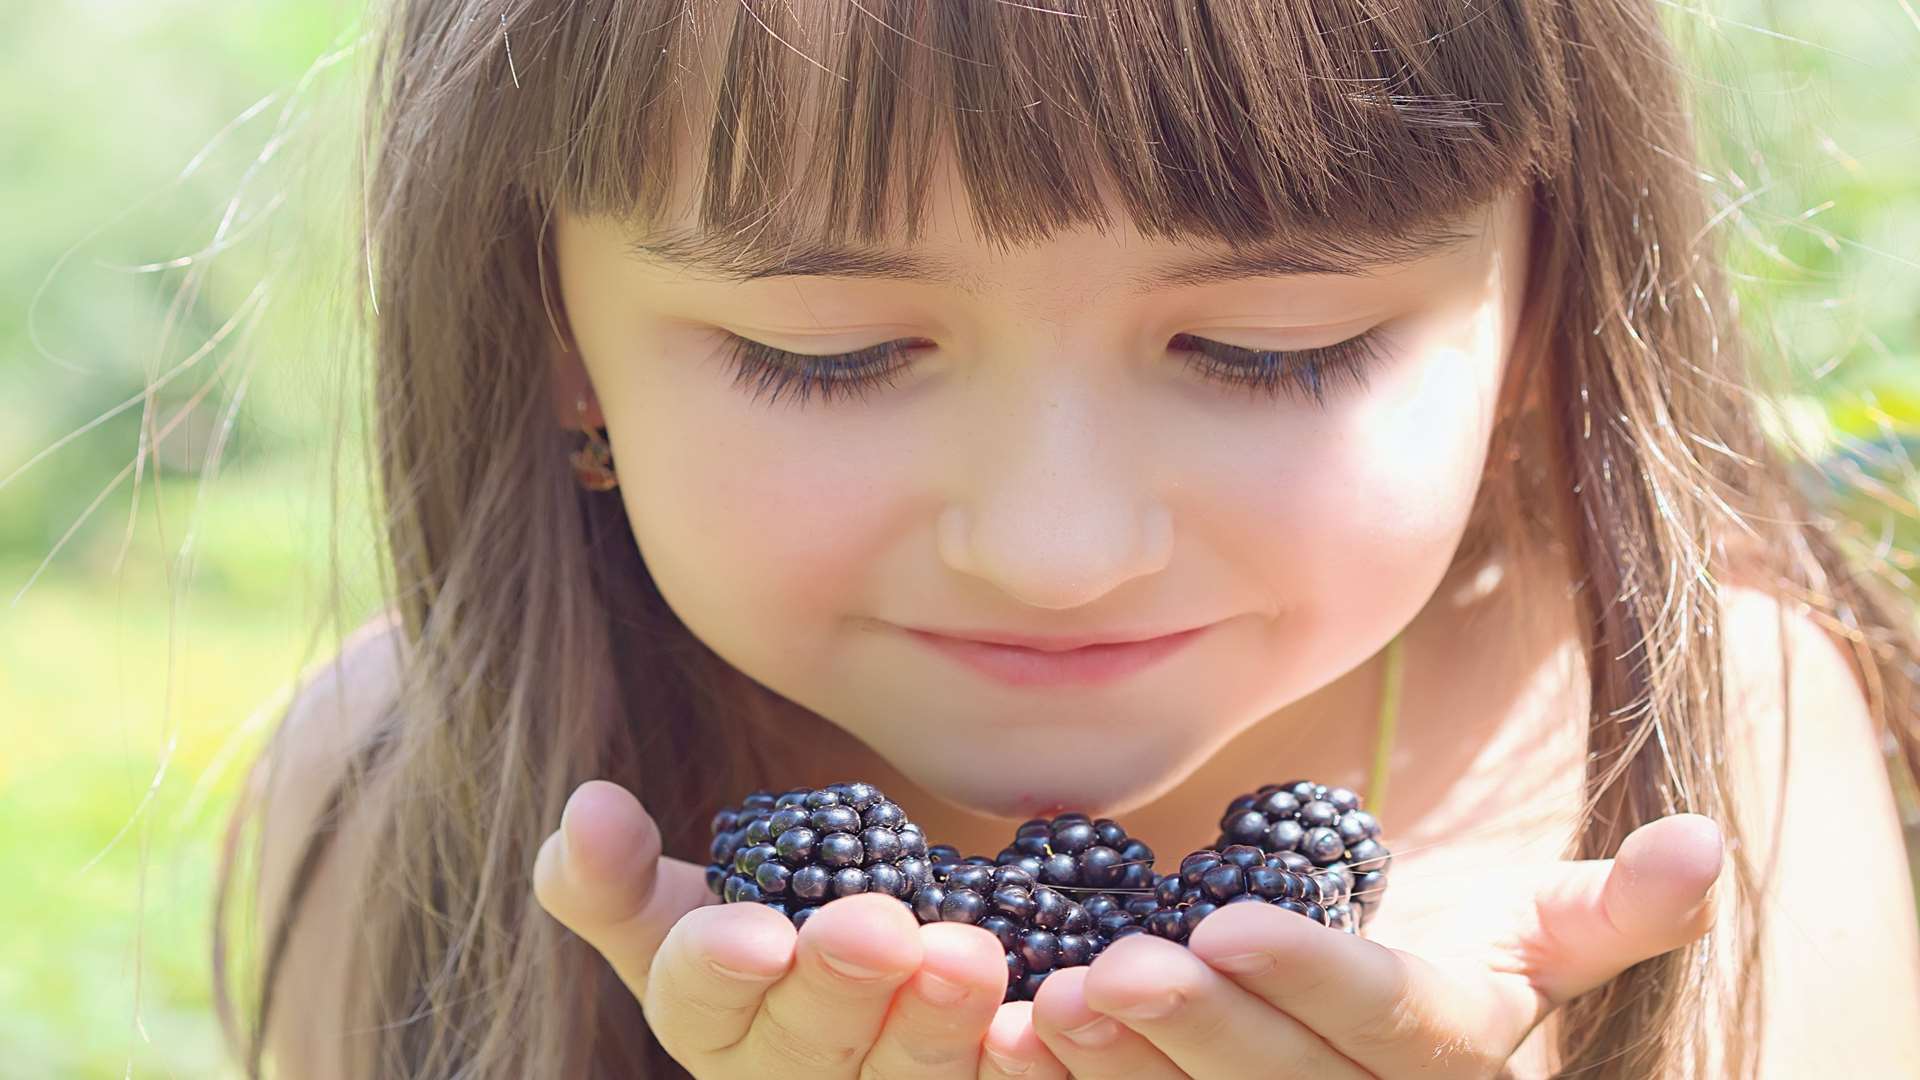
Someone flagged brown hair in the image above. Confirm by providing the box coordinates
[212,1,1920,1076]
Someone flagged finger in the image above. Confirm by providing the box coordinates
[1182,815,1724,1078]
[1526,812,1724,1006]
[1028,963,1183,1079]
[640,902,798,1060]
[1073,933,1369,1080]
[980,1000,1071,1080]
[739,892,924,1076]
[861,922,1009,1079]
[1187,901,1516,1078]
[531,779,717,1001]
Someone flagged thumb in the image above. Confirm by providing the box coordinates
[532,779,717,1000]
[1524,812,1725,1008]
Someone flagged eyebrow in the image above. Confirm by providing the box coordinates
[623,217,1484,292]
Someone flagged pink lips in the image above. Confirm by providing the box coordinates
[904,624,1212,687]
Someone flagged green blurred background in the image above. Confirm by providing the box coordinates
[1,2,1915,1076]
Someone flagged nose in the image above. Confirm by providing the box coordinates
[937,384,1174,610]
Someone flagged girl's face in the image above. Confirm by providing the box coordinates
[552,161,1534,820]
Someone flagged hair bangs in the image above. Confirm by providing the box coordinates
[537,0,1570,257]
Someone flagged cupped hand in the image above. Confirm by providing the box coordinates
[1025,813,1725,1079]
[531,779,1065,1078]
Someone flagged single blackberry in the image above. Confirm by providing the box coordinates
[995,812,1158,894]
[1213,780,1391,929]
[708,782,932,928]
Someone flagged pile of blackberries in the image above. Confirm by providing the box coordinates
[707,779,1391,1002]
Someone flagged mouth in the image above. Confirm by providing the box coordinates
[902,623,1214,688]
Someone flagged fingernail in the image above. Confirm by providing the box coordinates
[1210,951,1276,975]
[707,959,781,983]
[918,971,968,1004]
[558,790,587,859]
[820,952,891,981]
[984,1047,1032,1075]
[1107,993,1180,1020]
[554,824,585,887]
[1062,1015,1120,1045]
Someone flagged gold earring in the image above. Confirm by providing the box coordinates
[570,394,618,492]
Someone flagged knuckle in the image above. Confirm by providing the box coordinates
[859,1056,931,1080]
[643,963,762,1054]
[872,1034,978,1074]
[1276,959,1339,1001]
[1166,993,1231,1044]
[668,980,750,1026]
[1136,983,1228,1045]
[1338,955,1422,1052]
[1431,1031,1504,1076]
[904,1045,976,1071]
[753,1002,865,1072]
[1345,994,1423,1052]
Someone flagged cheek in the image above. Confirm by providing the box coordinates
[611,379,903,668]
[1337,340,1500,555]
[1190,330,1503,638]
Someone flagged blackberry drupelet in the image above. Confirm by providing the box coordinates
[707,782,933,928]
[1213,779,1391,929]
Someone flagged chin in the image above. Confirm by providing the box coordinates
[908,749,1188,822]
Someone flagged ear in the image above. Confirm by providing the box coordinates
[547,338,605,431]
[1496,182,1557,421]
[538,209,606,432]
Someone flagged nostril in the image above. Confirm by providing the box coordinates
[936,499,1175,611]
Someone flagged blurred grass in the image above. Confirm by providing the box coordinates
[0,1,1915,1078]
[0,458,382,1076]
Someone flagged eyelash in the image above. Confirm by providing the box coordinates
[720,327,1394,409]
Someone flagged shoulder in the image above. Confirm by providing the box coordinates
[1713,581,1920,1074]
[251,609,408,1080]
[259,611,406,801]
[1716,580,1896,815]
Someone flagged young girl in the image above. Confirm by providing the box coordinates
[213,1,1920,1077]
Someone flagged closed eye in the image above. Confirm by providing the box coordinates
[717,326,1396,409]
[1168,329,1393,405]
